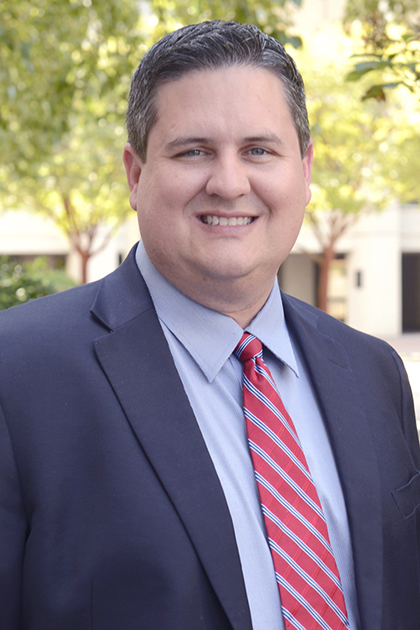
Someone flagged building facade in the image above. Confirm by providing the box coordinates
[280,202,420,338]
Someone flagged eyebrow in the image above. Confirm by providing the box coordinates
[165,137,210,151]
[165,134,284,151]
[243,134,284,146]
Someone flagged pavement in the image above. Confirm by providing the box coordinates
[380,333,420,434]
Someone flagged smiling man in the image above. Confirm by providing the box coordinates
[1,21,420,630]
[123,64,311,326]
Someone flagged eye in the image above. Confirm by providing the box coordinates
[180,149,205,158]
[249,147,268,156]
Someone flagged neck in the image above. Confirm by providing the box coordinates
[169,273,275,329]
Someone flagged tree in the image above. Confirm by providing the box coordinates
[344,0,420,24]
[374,88,420,204]
[292,25,391,311]
[6,113,130,283]
[0,0,143,282]
[145,0,303,47]
[343,2,420,100]
[0,0,143,166]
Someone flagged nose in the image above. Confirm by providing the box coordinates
[205,153,251,199]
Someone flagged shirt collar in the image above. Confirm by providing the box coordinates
[136,241,299,382]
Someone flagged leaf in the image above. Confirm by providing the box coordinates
[362,86,386,101]
[349,53,383,59]
[346,70,368,82]
[362,81,404,100]
[354,60,386,72]
[345,60,387,81]
[284,35,302,48]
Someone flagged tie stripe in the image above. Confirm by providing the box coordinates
[246,412,313,482]
[250,441,325,518]
[273,551,350,625]
[276,574,343,630]
[235,332,349,630]
[257,475,332,551]
[262,503,343,591]
[244,373,301,444]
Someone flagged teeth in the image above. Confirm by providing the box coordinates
[201,216,253,226]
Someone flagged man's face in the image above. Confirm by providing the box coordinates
[124,66,312,306]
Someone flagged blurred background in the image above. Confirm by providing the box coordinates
[1,0,419,423]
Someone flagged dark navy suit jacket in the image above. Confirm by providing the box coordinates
[1,246,419,629]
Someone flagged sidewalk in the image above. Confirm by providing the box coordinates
[380,333,420,433]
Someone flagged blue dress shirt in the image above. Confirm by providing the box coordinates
[136,241,359,630]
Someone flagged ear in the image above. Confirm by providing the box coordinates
[302,140,313,206]
[123,143,143,211]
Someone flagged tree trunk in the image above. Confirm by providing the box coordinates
[317,246,336,312]
[80,251,90,285]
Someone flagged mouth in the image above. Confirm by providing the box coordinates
[200,215,255,226]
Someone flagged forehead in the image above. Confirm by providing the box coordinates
[150,66,294,137]
[154,64,286,103]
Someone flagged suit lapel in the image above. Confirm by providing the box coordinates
[90,248,252,630]
[282,294,383,630]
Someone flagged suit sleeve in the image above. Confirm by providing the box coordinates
[0,402,26,629]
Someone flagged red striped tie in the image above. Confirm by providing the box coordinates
[235,332,349,630]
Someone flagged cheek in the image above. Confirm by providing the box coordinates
[137,197,188,260]
[285,205,306,240]
[268,196,305,246]
[138,214,176,270]
[141,173,200,219]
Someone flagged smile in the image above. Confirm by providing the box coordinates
[200,216,255,226]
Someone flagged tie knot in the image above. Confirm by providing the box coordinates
[234,333,263,363]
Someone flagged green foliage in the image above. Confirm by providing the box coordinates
[344,5,420,100]
[346,40,420,101]
[7,113,130,254]
[290,22,414,309]
[0,0,144,174]
[294,27,390,225]
[374,92,420,204]
[0,0,145,280]
[0,0,143,194]
[343,0,420,24]
[146,0,303,47]
[0,257,76,310]
[286,23,420,305]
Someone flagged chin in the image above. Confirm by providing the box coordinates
[200,248,252,271]
[201,261,257,283]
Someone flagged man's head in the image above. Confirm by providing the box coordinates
[124,21,313,327]
[126,20,310,162]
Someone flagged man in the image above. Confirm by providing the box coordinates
[0,20,419,630]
